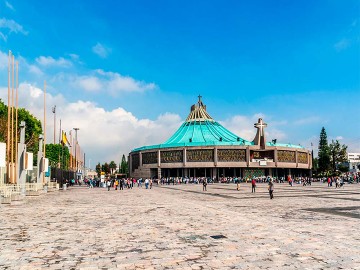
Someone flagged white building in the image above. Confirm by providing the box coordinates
[347,153,360,173]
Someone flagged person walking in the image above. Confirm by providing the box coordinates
[268,179,274,199]
[145,178,149,189]
[120,179,124,190]
[150,179,153,189]
[107,180,111,191]
[114,179,118,190]
[336,178,340,188]
[251,178,256,193]
[203,178,207,191]
[236,179,240,191]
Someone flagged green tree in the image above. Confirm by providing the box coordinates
[312,157,319,175]
[109,161,117,175]
[0,99,7,142]
[0,99,43,165]
[318,127,331,174]
[338,163,349,173]
[95,162,101,177]
[45,144,70,169]
[102,162,110,175]
[329,140,348,173]
[120,154,128,174]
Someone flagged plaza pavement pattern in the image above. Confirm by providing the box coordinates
[0,182,359,270]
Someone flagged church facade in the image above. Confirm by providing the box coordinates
[129,98,312,179]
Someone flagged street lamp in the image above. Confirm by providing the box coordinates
[73,128,79,179]
[52,105,56,144]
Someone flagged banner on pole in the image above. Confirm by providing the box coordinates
[44,158,49,172]
[25,152,33,170]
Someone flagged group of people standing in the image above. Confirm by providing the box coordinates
[326,177,345,188]
[106,178,133,190]
[103,178,153,191]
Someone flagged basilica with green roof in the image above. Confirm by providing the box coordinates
[129,97,312,179]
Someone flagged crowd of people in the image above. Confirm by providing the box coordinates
[83,177,155,190]
[76,172,359,200]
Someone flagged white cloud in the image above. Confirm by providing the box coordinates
[334,38,350,51]
[220,115,255,141]
[266,129,287,142]
[68,54,79,61]
[92,42,111,58]
[336,136,344,140]
[220,114,287,142]
[0,83,181,166]
[5,1,15,11]
[73,69,156,94]
[28,64,43,76]
[75,76,102,92]
[0,50,8,69]
[35,56,72,67]
[0,49,155,96]
[0,18,27,35]
[10,54,45,77]
[0,31,6,41]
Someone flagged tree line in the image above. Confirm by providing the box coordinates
[95,154,128,177]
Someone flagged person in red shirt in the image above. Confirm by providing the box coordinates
[251,178,256,193]
[288,175,293,186]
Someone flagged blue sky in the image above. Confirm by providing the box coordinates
[0,0,359,165]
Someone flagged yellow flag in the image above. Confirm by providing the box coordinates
[61,131,71,146]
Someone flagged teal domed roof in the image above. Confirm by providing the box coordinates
[132,97,304,152]
[132,98,253,152]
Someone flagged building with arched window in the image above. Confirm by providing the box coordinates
[129,97,312,179]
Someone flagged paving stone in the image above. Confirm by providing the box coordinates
[0,183,359,269]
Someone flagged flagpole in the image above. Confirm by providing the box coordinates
[43,80,46,184]
[6,51,11,183]
[58,119,61,168]
[10,55,15,183]
[69,130,72,170]
[15,61,19,184]
[52,105,56,144]
[61,133,64,187]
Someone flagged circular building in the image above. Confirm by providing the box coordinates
[129,97,312,179]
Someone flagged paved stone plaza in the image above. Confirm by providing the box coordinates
[1,182,359,270]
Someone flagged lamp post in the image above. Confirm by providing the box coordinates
[73,128,79,179]
[52,106,56,144]
[311,142,314,177]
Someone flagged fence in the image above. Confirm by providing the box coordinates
[50,167,76,187]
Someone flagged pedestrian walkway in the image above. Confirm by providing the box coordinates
[0,183,359,269]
